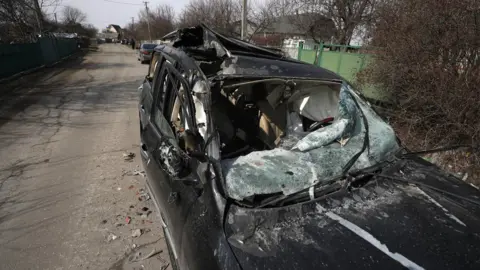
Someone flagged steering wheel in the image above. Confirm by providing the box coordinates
[307,117,335,132]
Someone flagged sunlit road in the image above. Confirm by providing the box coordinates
[0,44,170,270]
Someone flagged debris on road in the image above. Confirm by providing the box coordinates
[133,169,146,177]
[137,189,150,201]
[123,152,136,161]
[107,233,118,242]
[117,187,122,191]
[132,244,137,249]
[141,211,152,219]
[129,249,163,262]
[128,185,135,190]
[126,216,132,224]
[142,207,149,211]
[131,228,143,238]
[161,263,170,270]
[141,249,163,261]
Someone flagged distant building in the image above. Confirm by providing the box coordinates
[107,24,122,34]
[233,14,336,47]
[105,24,122,41]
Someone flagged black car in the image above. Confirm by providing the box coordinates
[138,25,480,270]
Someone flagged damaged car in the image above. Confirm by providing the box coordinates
[138,24,480,270]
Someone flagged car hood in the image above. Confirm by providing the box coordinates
[225,159,480,269]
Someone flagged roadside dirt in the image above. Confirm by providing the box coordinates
[0,44,170,270]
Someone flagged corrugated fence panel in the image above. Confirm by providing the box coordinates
[298,49,316,64]
[0,37,78,80]
[297,44,389,102]
[0,42,43,79]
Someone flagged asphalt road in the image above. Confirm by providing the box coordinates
[0,44,171,270]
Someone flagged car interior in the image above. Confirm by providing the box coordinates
[207,80,341,159]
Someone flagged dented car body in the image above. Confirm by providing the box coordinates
[138,24,480,270]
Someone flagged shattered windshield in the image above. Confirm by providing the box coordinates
[215,81,399,203]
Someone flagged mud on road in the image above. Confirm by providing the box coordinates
[0,44,171,270]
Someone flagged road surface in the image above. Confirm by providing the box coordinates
[0,44,171,270]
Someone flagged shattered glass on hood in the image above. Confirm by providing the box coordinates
[222,83,399,201]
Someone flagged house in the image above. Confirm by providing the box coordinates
[107,24,122,34]
[105,24,122,41]
[234,14,336,47]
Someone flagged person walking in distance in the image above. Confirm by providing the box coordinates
[131,38,136,50]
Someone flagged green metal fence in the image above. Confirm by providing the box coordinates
[0,37,78,80]
[297,43,388,102]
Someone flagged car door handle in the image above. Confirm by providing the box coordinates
[140,143,149,159]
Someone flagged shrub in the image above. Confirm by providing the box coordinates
[361,0,480,181]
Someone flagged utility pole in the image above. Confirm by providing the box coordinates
[241,0,247,40]
[131,17,135,38]
[54,13,58,24]
[143,1,152,42]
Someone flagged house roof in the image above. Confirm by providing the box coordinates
[108,24,122,33]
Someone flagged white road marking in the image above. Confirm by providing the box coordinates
[416,188,466,226]
[317,205,425,270]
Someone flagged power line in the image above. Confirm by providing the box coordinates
[103,0,143,6]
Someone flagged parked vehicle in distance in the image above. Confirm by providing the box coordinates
[137,24,480,270]
[138,43,156,64]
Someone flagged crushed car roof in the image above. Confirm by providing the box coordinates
[158,24,343,81]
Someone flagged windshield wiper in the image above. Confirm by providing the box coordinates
[256,178,346,208]
[255,160,390,208]
[399,144,478,158]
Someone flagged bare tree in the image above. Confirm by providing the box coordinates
[138,4,175,39]
[62,6,87,25]
[246,0,287,40]
[0,0,43,41]
[360,0,480,178]
[178,0,241,34]
[291,0,377,45]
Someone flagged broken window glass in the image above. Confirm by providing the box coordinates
[216,81,399,202]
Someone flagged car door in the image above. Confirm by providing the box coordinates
[141,51,202,255]
[138,52,160,130]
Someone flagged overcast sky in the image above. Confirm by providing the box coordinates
[47,0,189,30]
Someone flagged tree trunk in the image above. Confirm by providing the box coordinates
[33,0,44,33]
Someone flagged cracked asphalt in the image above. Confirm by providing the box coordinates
[0,44,171,270]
